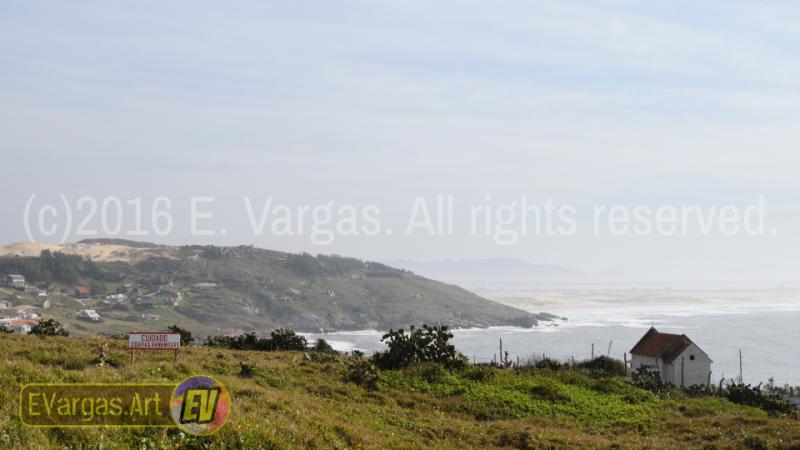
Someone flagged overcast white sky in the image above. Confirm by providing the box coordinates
[1,1,799,282]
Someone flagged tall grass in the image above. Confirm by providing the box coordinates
[0,334,796,449]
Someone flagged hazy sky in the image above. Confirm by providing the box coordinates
[2,1,799,282]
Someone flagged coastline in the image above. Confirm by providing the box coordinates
[305,288,800,385]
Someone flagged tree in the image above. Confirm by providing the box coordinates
[312,338,337,353]
[268,328,307,351]
[372,324,467,370]
[167,325,192,346]
[205,328,308,352]
[31,319,69,337]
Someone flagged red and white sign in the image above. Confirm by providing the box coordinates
[128,332,181,350]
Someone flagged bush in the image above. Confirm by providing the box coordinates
[97,332,128,340]
[206,332,264,350]
[535,358,567,371]
[167,325,193,345]
[206,329,308,352]
[631,367,674,398]
[529,382,571,403]
[372,324,467,370]
[312,338,337,354]
[726,382,794,415]
[239,361,258,378]
[406,362,448,383]
[346,358,379,390]
[268,329,307,351]
[576,356,626,377]
[462,366,496,382]
[31,319,69,337]
[685,384,713,397]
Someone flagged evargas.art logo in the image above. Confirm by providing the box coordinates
[170,376,232,435]
[21,376,232,434]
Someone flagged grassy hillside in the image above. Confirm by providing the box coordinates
[0,241,553,335]
[1,334,798,449]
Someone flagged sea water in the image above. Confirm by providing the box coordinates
[305,289,800,386]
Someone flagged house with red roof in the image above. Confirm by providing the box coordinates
[66,287,91,298]
[9,319,38,334]
[630,327,712,387]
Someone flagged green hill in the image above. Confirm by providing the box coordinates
[1,334,797,449]
[0,240,554,336]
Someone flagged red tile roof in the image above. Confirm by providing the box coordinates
[74,287,90,295]
[630,327,693,364]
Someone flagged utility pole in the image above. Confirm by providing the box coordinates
[591,343,594,360]
[499,338,503,365]
[739,349,743,383]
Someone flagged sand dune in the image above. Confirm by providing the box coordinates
[0,241,173,262]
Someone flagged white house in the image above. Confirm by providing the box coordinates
[5,274,26,290]
[10,319,37,334]
[17,310,39,320]
[77,309,102,322]
[629,327,712,387]
[106,293,127,302]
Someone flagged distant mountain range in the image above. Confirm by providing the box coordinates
[0,240,556,335]
[385,258,584,284]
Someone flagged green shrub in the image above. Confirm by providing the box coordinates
[631,367,674,398]
[528,382,570,403]
[685,384,713,397]
[534,358,566,371]
[312,338,337,354]
[346,358,379,390]
[406,362,448,383]
[372,324,467,370]
[575,356,626,377]
[206,329,307,352]
[268,329,307,351]
[206,332,264,350]
[462,366,496,382]
[31,319,69,337]
[167,325,192,345]
[726,383,794,415]
[239,361,258,378]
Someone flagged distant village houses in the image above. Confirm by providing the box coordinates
[77,309,102,322]
[125,286,142,300]
[630,327,712,387]
[9,319,37,334]
[106,293,127,302]
[4,274,26,290]
[15,305,39,320]
[66,287,91,298]
[0,305,40,333]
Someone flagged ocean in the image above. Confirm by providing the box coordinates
[305,287,800,386]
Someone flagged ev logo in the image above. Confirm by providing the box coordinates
[180,387,221,424]
[170,376,231,435]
